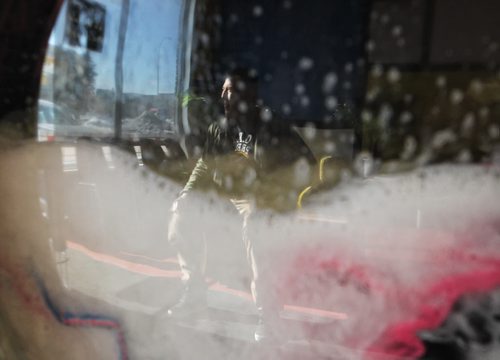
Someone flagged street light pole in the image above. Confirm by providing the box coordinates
[114,0,130,140]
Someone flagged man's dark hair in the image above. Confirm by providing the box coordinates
[225,67,259,85]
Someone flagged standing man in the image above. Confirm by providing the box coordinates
[166,68,313,342]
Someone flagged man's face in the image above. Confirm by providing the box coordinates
[221,75,255,129]
[221,77,235,116]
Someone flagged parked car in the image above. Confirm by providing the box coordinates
[37,99,112,141]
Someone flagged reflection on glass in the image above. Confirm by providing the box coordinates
[3,0,500,359]
[101,145,115,169]
[61,146,78,172]
[65,0,106,52]
[39,0,183,141]
[133,145,143,166]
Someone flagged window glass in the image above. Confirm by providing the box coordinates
[40,0,183,141]
[2,1,500,359]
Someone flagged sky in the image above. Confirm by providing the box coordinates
[49,0,183,95]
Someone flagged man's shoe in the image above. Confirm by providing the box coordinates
[166,283,208,319]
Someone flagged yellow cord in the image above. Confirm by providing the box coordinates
[296,185,313,209]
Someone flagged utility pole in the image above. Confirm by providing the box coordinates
[114,0,130,140]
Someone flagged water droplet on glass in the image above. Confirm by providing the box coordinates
[345,62,354,73]
[236,80,246,91]
[323,115,333,123]
[361,110,373,123]
[436,76,446,88]
[404,94,413,104]
[470,79,483,94]
[253,5,263,17]
[324,141,336,154]
[295,83,305,95]
[283,0,292,9]
[200,32,210,46]
[488,42,499,52]
[229,13,239,23]
[372,64,383,77]
[340,168,352,182]
[193,146,202,158]
[300,96,310,107]
[260,107,273,122]
[325,96,338,111]
[461,113,475,135]
[392,25,402,37]
[400,111,413,124]
[450,89,464,105]
[298,57,314,71]
[354,152,375,178]
[303,123,316,140]
[489,124,500,139]
[293,158,311,187]
[366,40,375,52]
[366,87,380,102]
[224,176,233,190]
[387,67,401,83]
[479,107,490,118]
[282,103,291,115]
[457,149,471,163]
[401,136,417,160]
[322,72,338,93]
[243,167,257,187]
[238,101,248,113]
[378,104,393,128]
[432,129,457,149]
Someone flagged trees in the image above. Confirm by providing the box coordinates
[53,46,96,120]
